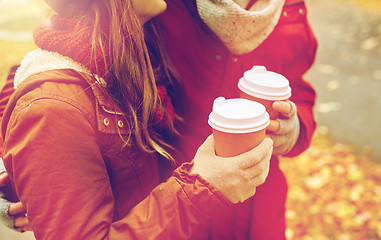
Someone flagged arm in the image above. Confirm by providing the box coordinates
[108,162,228,240]
[260,0,317,157]
[279,7,317,157]
[0,65,30,232]
[109,135,273,239]
[266,64,316,158]
[286,73,316,157]
[3,98,114,239]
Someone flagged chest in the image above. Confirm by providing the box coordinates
[160,0,312,94]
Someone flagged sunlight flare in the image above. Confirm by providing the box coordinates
[0,0,27,7]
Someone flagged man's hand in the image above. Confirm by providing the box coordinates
[9,202,31,232]
[0,171,8,187]
[266,100,300,155]
[1,163,31,232]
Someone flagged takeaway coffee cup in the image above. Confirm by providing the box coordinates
[238,65,291,120]
[208,97,270,158]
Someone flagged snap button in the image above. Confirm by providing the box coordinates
[283,11,288,17]
[118,120,124,128]
[299,8,305,15]
[216,55,221,60]
[232,57,238,62]
[103,118,110,126]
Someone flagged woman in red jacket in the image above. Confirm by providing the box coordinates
[0,0,273,239]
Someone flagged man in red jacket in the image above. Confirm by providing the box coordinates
[1,0,317,238]
[155,0,317,239]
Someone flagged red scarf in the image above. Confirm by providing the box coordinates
[33,15,175,128]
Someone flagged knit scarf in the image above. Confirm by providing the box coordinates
[33,15,174,128]
[196,0,285,54]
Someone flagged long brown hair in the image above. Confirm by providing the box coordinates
[85,0,178,160]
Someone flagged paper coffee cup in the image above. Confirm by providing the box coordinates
[238,65,291,119]
[208,97,270,158]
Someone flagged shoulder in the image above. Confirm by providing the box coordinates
[13,69,96,119]
[6,48,108,126]
[1,69,99,140]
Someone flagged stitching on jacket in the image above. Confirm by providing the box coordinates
[3,96,96,155]
[16,92,94,125]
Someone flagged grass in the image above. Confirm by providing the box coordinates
[0,0,48,87]
[0,17,43,32]
[0,39,36,88]
[353,0,381,12]
[281,131,381,239]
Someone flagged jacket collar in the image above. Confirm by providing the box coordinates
[14,48,119,113]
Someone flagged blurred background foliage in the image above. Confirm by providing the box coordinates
[0,0,50,88]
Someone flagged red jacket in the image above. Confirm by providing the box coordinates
[157,0,317,239]
[1,68,229,239]
[0,65,19,156]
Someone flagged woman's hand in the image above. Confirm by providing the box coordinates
[0,166,31,232]
[190,135,273,204]
[266,100,300,155]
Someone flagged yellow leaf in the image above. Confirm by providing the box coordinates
[350,185,365,201]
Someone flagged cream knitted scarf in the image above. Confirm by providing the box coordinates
[196,0,285,54]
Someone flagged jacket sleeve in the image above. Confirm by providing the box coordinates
[108,162,228,240]
[282,2,318,157]
[0,66,21,232]
[3,98,227,240]
[0,65,18,156]
[286,74,316,158]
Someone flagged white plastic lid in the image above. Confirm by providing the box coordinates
[208,97,270,133]
[238,65,291,100]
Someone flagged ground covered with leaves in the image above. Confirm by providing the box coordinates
[280,130,381,239]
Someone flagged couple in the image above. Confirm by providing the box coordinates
[0,0,317,239]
